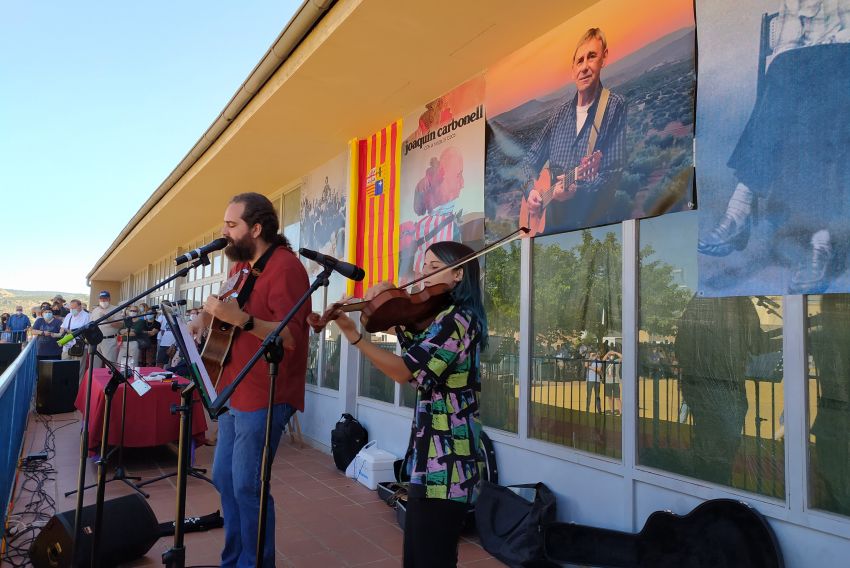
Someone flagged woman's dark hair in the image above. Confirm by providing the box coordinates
[230,192,291,249]
[425,241,488,349]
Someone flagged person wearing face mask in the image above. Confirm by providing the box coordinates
[60,299,91,382]
[89,290,123,368]
[118,305,146,368]
[8,306,32,343]
[32,307,63,360]
[139,306,161,366]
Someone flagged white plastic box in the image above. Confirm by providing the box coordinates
[350,441,397,490]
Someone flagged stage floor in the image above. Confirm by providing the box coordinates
[7,411,501,567]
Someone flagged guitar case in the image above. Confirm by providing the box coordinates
[544,498,783,568]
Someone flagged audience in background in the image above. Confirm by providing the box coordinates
[31,307,63,360]
[8,306,31,343]
[60,299,90,382]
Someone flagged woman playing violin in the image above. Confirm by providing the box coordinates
[326,241,488,568]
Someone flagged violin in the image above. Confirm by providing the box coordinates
[307,227,528,334]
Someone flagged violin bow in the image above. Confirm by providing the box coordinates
[335,226,530,313]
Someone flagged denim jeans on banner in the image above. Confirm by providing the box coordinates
[213,402,295,568]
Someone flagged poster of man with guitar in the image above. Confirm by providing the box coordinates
[188,192,311,567]
[519,27,627,237]
[484,0,696,240]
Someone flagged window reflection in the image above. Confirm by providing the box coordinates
[808,294,850,517]
[480,242,521,433]
[638,211,784,498]
[529,226,622,457]
[359,331,398,403]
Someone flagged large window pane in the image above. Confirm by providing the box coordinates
[807,294,850,516]
[480,241,521,433]
[359,331,397,403]
[638,211,784,498]
[530,226,623,458]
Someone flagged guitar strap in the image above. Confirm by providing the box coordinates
[235,243,281,309]
[586,87,610,156]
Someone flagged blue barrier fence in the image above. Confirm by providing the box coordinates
[1,342,37,526]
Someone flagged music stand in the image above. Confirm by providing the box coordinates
[155,301,221,568]
[137,305,215,489]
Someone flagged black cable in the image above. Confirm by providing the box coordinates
[2,414,78,567]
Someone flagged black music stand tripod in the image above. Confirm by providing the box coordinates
[65,329,148,501]
[62,254,212,567]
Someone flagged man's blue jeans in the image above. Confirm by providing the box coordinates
[212,403,295,568]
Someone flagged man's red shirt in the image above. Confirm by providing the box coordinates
[217,246,311,412]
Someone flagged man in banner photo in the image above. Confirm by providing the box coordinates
[521,27,627,236]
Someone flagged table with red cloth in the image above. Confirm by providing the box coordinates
[75,367,207,452]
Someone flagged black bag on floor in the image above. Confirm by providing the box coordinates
[330,413,368,471]
[475,481,558,568]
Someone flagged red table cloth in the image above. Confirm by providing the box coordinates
[75,367,207,451]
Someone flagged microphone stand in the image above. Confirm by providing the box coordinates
[64,254,212,568]
[208,265,332,568]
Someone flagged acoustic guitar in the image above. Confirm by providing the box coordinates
[518,150,602,238]
[200,268,249,388]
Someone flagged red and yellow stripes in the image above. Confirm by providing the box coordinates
[349,120,402,297]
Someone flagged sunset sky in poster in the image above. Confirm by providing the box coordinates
[486,0,695,116]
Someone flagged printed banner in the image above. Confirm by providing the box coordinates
[300,150,348,302]
[484,0,695,240]
[398,76,486,285]
[696,0,850,296]
[350,120,402,297]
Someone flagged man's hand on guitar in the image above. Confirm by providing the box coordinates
[203,295,242,326]
[551,174,577,202]
[526,189,544,214]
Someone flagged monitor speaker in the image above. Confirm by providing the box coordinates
[36,360,79,415]
[29,493,159,568]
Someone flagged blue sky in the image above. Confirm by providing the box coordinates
[0,1,299,294]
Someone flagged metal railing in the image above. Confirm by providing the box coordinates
[1,341,37,525]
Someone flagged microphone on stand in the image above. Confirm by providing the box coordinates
[175,238,228,265]
[299,248,365,281]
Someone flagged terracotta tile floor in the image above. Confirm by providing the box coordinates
[8,412,503,567]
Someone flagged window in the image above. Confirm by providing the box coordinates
[638,211,784,498]
[529,226,623,458]
[480,241,521,433]
[807,294,850,516]
[359,331,398,403]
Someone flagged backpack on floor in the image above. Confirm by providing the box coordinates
[330,413,368,471]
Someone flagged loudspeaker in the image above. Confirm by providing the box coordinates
[36,360,79,415]
[0,342,22,374]
[29,493,159,568]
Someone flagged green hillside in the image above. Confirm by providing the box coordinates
[0,288,90,316]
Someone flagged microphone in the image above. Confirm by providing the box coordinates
[175,238,228,265]
[299,248,365,281]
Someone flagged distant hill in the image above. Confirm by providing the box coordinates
[0,288,90,316]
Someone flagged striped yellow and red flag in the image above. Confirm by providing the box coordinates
[348,120,402,297]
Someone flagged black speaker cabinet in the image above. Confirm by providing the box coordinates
[36,360,79,415]
[29,493,159,568]
[0,342,22,374]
